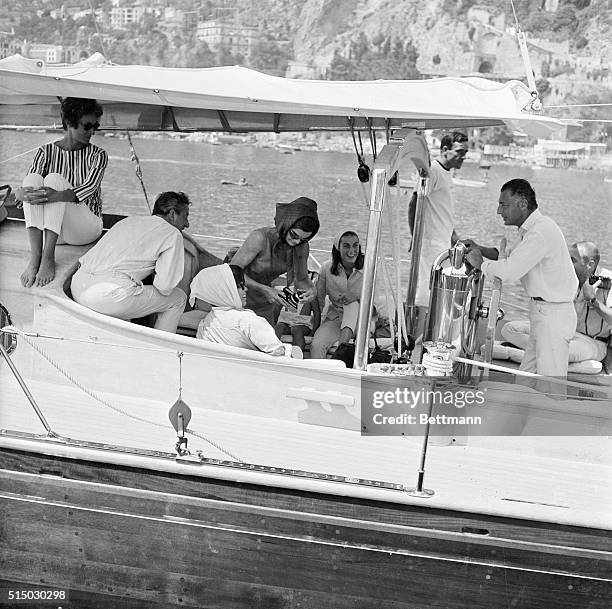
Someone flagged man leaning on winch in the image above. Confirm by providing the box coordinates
[465,178,578,378]
[71,191,193,333]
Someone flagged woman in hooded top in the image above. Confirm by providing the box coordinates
[189,263,301,358]
[230,197,320,325]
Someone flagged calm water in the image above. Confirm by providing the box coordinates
[2,130,610,313]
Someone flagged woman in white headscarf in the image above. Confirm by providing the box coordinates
[189,264,300,357]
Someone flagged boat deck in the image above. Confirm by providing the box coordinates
[1,367,611,531]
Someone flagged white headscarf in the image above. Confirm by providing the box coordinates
[189,264,242,310]
[334,229,359,251]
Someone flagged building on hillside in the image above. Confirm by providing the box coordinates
[544,0,560,11]
[109,5,152,29]
[22,42,79,64]
[23,43,63,63]
[574,55,606,71]
[466,5,506,30]
[0,32,21,59]
[160,7,198,31]
[48,5,95,20]
[419,6,560,81]
[182,11,198,30]
[493,31,553,79]
[534,140,607,168]
[196,18,261,60]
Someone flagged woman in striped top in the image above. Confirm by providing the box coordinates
[15,97,108,288]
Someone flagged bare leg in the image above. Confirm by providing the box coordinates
[292,326,307,351]
[275,322,290,340]
[339,326,354,345]
[178,245,199,307]
[21,227,43,288]
[34,229,59,287]
[179,241,223,310]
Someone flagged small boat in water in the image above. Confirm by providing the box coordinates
[0,54,609,608]
[220,177,248,186]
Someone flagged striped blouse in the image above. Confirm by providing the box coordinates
[27,141,108,217]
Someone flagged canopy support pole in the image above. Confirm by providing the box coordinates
[354,144,400,370]
[405,169,429,337]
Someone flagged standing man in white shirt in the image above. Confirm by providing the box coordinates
[465,178,578,377]
[407,131,468,335]
[71,191,191,333]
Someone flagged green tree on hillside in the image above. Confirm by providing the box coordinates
[327,33,419,81]
[183,40,216,68]
[250,39,291,75]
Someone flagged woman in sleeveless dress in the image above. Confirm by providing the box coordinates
[230,197,320,325]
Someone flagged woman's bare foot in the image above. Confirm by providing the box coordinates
[34,257,56,287]
[20,257,41,288]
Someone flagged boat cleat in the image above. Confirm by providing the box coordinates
[174,445,205,463]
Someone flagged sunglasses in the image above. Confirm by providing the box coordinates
[80,121,100,132]
[288,228,311,244]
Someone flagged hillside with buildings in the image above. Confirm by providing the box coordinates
[0,0,610,144]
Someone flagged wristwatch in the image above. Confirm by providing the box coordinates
[587,296,598,307]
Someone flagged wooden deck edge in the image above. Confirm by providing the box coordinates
[1,434,611,531]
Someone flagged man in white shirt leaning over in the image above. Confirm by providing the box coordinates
[71,191,192,333]
[465,178,577,377]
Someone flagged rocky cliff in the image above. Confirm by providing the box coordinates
[239,0,610,75]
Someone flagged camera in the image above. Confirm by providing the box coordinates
[280,287,300,309]
[589,275,611,289]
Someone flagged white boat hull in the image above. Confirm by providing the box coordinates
[2,284,611,529]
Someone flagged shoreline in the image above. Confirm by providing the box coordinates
[3,126,612,172]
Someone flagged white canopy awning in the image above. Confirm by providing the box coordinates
[0,54,564,137]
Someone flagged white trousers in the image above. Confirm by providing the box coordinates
[71,267,187,333]
[502,320,607,363]
[519,300,576,376]
[310,301,359,359]
[23,173,103,245]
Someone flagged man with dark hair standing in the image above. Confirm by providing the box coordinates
[406,131,469,336]
[71,191,191,333]
[466,178,578,377]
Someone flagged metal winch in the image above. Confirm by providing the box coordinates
[423,242,487,361]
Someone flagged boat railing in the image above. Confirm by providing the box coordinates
[453,354,612,398]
